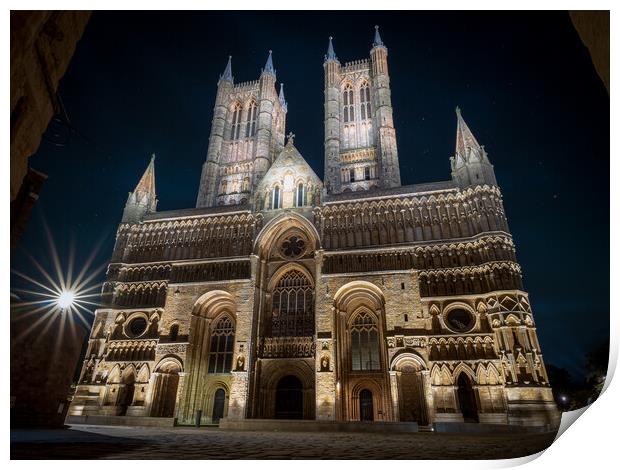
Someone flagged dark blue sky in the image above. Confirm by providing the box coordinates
[12,11,609,380]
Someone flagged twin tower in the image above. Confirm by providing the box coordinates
[195,26,401,209]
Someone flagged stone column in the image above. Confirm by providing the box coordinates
[144,372,161,417]
[174,372,187,420]
[421,370,433,424]
[389,371,400,422]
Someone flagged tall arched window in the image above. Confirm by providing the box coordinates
[360,82,371,120]
[343,84,354,123]
[271,270,314,337]
[296,183,304,207]
[242,177,250,192]
[245,101,257,137]
[351,312,380,371]
[208,315,235,373]
[272,186,281,209]
[231,103,242,140]
[220,179,227,195]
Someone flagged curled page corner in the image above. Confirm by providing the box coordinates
[554,408,587,441]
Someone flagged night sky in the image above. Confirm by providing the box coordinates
[12,11,609,380]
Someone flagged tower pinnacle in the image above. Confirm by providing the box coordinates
[372,25,385,48]
[279,83,287,112]
[220,55,233,82]
[263,50,276,77]
[325,36,338,62]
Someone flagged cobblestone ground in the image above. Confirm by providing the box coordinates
[11,425,558,460]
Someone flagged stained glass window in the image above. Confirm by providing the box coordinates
[208,316,235,373]
[351,312,380,371]
[270,270,314,337]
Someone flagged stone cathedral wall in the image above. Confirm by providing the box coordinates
[69,182,558,428]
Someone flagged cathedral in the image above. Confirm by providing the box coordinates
[68,27,560,429]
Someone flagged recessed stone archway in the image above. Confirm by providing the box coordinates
[256,359,315,420]
[150,358,182,418]
[390,351,429,425]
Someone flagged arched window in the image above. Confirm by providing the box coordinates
[364,166,371,181]
[351,312,380,371]
[169,324,179,342]
[270,270,314,337]
[242,177,250,192]
[208,315,235,373]
[343,84,354,123]
[349,168,356,183]
[246,101,258,137]
[272,186,281,209]
[220,179,227,195]
[231,103,242,140]
[360,82,371,120]
[296,183,304,207]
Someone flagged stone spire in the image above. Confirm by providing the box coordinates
[455,106,482,161]
[279,83,287,113]
[220,55,233,82]
[135,154,156,195]
[122,155,158,223]
[325,36,338,62]
[450,107,497,188]
[262,50,276,77]
[372,25,385,48]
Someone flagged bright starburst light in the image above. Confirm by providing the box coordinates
[10,223,108,346]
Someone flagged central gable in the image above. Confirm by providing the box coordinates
[255,140,323,210]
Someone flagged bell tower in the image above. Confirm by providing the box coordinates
[323,27,401,195]
[196,53,287,208]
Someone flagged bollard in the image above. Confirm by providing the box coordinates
[195,409,202,427]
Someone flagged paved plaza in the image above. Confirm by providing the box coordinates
[11,425,558,460]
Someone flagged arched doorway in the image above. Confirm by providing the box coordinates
[275,375,303,419]
[359,389,374,421]
[118,372,135,416]
[393,355,427,425]
[151,361,181,418]
[212,388,226,423]
[457,373,479,423]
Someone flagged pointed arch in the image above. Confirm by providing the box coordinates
[452,362,476,383]
[253,212,321,258]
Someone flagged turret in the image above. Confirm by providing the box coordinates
[369,26,400,188]
[450,107,497,188]
[255,51,279,188]
[323,36,342,193]
[196,56,235,207]
[122,155,157,223]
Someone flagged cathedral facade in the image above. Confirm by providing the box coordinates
[68,28,559,428]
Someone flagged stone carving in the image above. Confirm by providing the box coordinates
[156,343,187,355]
[259,337,315,358]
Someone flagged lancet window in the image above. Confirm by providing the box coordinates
[208,315,235,373]
[231,103,242,140]
[351,312,380,371]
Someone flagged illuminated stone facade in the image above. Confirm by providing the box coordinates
[68,29,559,428]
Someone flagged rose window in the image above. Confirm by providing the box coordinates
[281,236,305,258]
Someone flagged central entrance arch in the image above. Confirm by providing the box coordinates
[275,375,303,419]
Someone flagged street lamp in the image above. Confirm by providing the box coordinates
[57,290,76,310]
